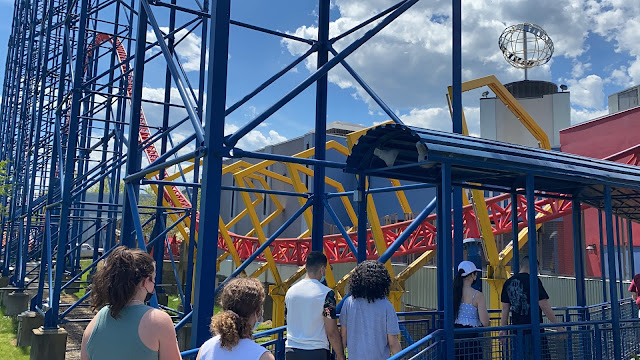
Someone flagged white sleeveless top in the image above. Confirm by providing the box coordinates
[198,335,267,360]
[285,278,332,350]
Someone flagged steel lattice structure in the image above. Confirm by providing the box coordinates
[3,0,639,358]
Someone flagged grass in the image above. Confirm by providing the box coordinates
[0,308,30,360]
[73,259,93,299]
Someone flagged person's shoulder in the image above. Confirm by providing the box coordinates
[144,307,174,328]
[199,335,221,354]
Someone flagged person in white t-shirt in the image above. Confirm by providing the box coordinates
[196,277,274,360]
[285,251,345,360]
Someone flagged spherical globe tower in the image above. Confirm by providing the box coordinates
[499,23,554,80]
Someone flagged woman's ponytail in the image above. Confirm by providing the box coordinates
[453,269,465,320]
[210,310,249,350]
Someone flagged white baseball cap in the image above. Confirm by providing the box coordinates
[458,261,481,276]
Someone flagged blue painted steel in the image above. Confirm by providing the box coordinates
[224,0,420,147]
[217,198,313,292]
[629,219,635,276]
[616,216,624,297]
[525,174,541,360]
[226,46,316,116]
[604,186,622,359]
[120,0,148,250]
[511,192,520,272]
[598,209,607,302]
[139,0,204,145]
[231,148,345,169]
[572,199,586,307]
[436,188,444,312]
[327,46,403,125]
[453,187,463,268]
[323,198,358,259]
[44,0,91,328]
[440,163,454,360]
[378,197,437,264]
[191,0,231,346]
[356,174,367,263]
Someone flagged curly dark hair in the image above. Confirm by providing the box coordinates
[349,260,391,303]
[210,277,265,350]
[90,246,155,318]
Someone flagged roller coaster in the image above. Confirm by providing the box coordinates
[1,1,639,359]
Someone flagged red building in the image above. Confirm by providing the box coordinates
[559,106,640,277]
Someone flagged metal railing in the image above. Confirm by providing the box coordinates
[179,300,640,360]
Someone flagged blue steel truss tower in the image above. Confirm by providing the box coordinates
[0,0,469,354]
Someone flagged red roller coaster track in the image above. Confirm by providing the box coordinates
[94,33,640,266]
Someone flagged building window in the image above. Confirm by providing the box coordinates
[618,88,639,112]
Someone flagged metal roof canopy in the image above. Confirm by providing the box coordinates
[345,124,640,221]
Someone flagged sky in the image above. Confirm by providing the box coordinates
[0,0,639,151]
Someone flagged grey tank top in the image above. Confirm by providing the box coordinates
[87,304,158,360]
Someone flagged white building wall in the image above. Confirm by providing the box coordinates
[480,92,570,149]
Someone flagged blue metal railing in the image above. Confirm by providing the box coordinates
[179,300,638,360]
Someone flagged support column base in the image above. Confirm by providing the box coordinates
[30,327,67,360]
[177,323,192,351]
[5,291,30,316]
[0,286,19,306]
[17,311,44,347]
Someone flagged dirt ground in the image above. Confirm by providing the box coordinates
[59,293,94,360]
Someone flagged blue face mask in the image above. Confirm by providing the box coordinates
[253,313,264,332]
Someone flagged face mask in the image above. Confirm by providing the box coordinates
[253,313,264,332]
[144,280,155,303]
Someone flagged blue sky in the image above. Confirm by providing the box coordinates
[0,0,639,150]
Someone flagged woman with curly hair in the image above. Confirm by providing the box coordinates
[80,246,181,360]
[340,260,401,360]
[196,277,274,360]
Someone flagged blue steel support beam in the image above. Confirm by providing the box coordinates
[356,174,367,263]
[511,192,520,272]
[603,186,621,359]
[436,186,443,312]
[191,0,230,348]
[525,174,541,360]
[311,0,329,252]
[616,216,624,297]
[440,163,454,360]
[44,0,91,329]
[224,0,419,147]
[598,210,607,302]
[572,199,586,307]
[379,197,437,264]
[120,2,148,249]
[323,198,358,259]
[451,0,463,272]
[628,219,635,277]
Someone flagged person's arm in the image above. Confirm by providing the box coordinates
[629,280,637,300]
[387,334,402,355]
[539,299,565,333]
[259,351,276,360]
[499,302,510,340]
[80,313,99,360]
[324,318,345,360]
[322,291,345,360]
[341,323,347,348]
[152,310,182,360]
[475,292,490,327]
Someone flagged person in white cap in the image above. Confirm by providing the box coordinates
[453,260,489,360]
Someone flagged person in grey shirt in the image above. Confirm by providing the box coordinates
[340,261,401,359]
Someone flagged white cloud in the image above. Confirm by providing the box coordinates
[146,27,205,72]
[282,0,640,131]
[566,75,605,109]
[570,107,608,125]
[224,122,287,151]
[399,107,451,132]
